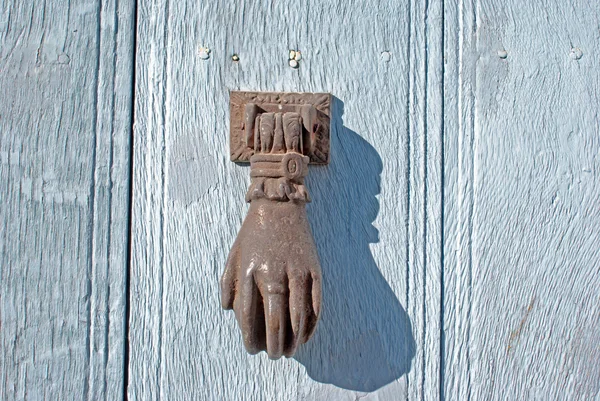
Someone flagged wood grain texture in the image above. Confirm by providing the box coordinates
[129,0,443,399]
[3,0,598,398]
[0,0,134,399]
[443,0,600,400]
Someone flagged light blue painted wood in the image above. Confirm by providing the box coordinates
[129,0,600,399]
[129,0,443,400]
[443,1,600,400]
[4,0,600,399]
[0,0,135,399]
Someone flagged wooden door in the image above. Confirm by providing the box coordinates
[2,0,599,400]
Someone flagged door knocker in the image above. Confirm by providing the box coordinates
[221,91,331,359]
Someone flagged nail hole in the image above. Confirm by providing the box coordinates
[198,46,211,60]
[570,47,583,60]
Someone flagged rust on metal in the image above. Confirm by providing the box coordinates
[221,91,330,359]
[229,91,331,165]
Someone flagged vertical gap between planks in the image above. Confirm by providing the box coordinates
[466,0,477,396]
[85,0,104,398]
[403,0,414,397]
[421,0,430,397]
[439,0,447,399]
[123,0,139,399]
[158,0,173,397]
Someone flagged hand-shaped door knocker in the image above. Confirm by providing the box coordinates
[222,92,331,359]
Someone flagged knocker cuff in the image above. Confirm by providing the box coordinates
[246,153,311,202]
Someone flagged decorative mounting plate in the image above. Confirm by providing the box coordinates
[229,91,331,165]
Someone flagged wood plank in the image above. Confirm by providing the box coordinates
[442,1,478,399]
[129,0,444,399]
[0,0,135,399]
[443,1,600,399]
[406,0,445,399]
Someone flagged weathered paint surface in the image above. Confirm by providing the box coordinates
[442,1,600,400]
[129,0,442,399]
[0,0,135,399]
[2,0,600,400]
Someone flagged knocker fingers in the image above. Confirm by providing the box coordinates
[304,270,322,342]
[287,269,310,356]
[234,270,265,354]
[258,280,288,359]
[221,239,241,310]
